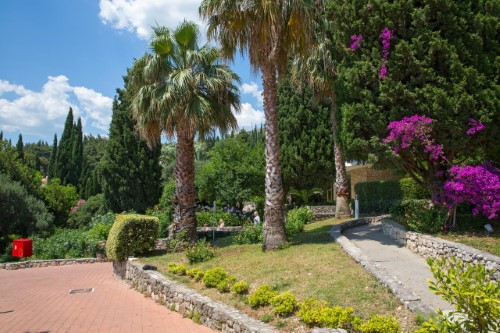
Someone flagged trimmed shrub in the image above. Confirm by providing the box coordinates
[233,224,262,244]
[202,267,229,288]
[105,214,159,261]
[297,298,360,329]
[358,315,400,333]
[285,207,314,237]
[231,281,250,294]
[270,291,297,316]
[390,200,447,233]
[185,238,216,264]
[186,267,205,280]
[248,285,277,307]
[355,178,429,214]
[168,263,187,275]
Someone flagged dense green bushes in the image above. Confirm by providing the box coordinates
[32,229,98,259]
[196,210,246,227]
[106,214,159,261]
[233,224,263,244]
[390,200,448,234]
[285,207,314,237]
[67,194,107,228]
[355,178,429,214]
[185,238,216,264]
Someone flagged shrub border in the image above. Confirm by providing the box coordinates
[0,258,108,270]
[113,259,277,333]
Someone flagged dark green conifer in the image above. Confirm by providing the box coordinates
[70,118,84,189]
[55,108,75,185]
[100,85,162,213]
[48,134,58,179]
[16,134,24,161]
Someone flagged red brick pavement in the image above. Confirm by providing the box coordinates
[0,262,215,333]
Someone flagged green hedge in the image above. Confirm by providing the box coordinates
[355,178,429,214]
[32,229,98,259]
[106,214,159,261]
[196,210,246,226]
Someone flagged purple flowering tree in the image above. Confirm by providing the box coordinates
[445,164,500,220]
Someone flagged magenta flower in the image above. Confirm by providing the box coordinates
[466,118,485,136]
[379,27,394,79]
[350,34,363,51]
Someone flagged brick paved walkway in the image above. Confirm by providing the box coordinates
[0,262,214,333]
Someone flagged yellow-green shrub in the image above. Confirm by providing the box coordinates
[297,298,360,329]
[168,263,187,275]
[105,214,159,261]
[216,276,237,293]
[358,315,400,333]
[248,285,277,307]
[186,267,204,280]
[270,291,297,316]
[231,281,250,295]
[202,267,229,288]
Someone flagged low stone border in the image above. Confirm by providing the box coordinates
[113,259,276,333]
[330,215,434,314]
[382,220,500,280]
[0,258,107,270]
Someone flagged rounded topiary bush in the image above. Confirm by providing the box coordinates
[231,281,250,294]
[202,267,229,288]
[105,214,159,261]
[270,291,297,316]
[248,285,277,307]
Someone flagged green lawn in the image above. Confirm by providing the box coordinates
[140,218,418,332]
[439,231,500,257]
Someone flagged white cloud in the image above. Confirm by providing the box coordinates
[0,76,113,140]
[99,0,204,40]
[241,81,263,105]
[235,103,264,130]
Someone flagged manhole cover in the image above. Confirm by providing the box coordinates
[68,288,94,295]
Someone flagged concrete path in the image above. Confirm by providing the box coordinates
[343,223,453,312]
[0,262,214,333]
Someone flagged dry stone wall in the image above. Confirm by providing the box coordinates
[114,259,277,333]
[382,220,500,280]
[0,258,107,270]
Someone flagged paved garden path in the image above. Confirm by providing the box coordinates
[343,223,454,312]
[0,262,214,333]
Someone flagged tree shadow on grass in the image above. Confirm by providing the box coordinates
[290,224,335,245]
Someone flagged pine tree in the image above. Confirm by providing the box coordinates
[48,134,58,179]
[55,108,75,185]
[16,134,24,161]
[100,85,162,213]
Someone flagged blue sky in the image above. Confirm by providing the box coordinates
[0,0,264,143]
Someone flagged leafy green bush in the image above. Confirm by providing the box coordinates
[87,212,116,241]
[196,210,246,227]
[216,276,236,293]
[150,210,171,237]
[418,257,500,333]
[355,178,429,214]
[168,263,187,275]
[248,285,277,307]
[202,267,229,288]
[32,229,97,259]
[297,298,360,329]
[231,281,249,294]
[105,214,159,261]
[233,224,262,244]
[285,207,314,237]
[260,313,273,323]
[67,194,107,229]
[41,178,79,227]
[270,291,297,316]
[390,200,447,233]
[185,238,216,264]
[358,315,400,333]
[186,267,205,280]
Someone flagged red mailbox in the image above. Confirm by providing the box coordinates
[12,239,32,258]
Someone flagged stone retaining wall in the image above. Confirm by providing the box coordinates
[382,219,500,280]
[308,205,336,220]
[0,258,107,270]
[113,259,276,333]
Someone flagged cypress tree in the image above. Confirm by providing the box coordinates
[48,134,58,179]
[0,131,3,141]
[55,108,75,185]
[70,118,84,189]
[16,134,24,161]
[101,85,162,213]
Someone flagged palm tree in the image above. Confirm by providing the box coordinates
[200,0,318,250]
[292,16,351,218]
[129,21,241,242]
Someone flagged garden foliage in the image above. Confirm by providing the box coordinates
[105,214,159,261]
[248,285,277,307]
[285,207,315,237]
[32,228,99,259]
[390,200,448,233]
[202,267,230,288]
[233,224,263,244]
[185,238,216,264]
[270,291,297,316]
[419,257,500,333]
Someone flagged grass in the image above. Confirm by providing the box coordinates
[140,218,418,332]
[439,231,500,257]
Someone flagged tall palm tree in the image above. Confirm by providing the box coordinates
[200,0,318,250]
[292,17,351,218]
[129,21,241,242]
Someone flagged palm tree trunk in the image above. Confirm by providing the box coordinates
[261,62,287,250]
[172,124,197,242]
[331,102,350,218]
